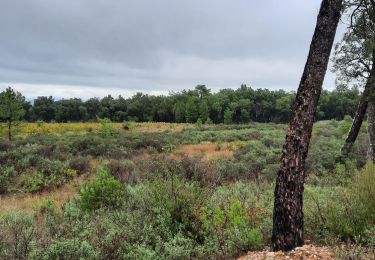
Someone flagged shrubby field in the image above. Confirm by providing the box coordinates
[0,119,374,259]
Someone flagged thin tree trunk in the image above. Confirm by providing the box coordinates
[341,66,375,158]
[272,0,342,252]
[8,120,11,141]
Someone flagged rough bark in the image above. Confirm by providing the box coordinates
[368,101,375,161]
[272,0,342,252]
[341,67,375,158]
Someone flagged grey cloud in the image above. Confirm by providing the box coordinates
[0,0,341,98]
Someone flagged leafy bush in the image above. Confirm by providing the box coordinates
[201,182,271,256]
[31,239,98,260]
[305,164,375,244]
[106,159,135,183]
[98,117,117,138]
[79,171,127,211]
[0,166,16,194]
[18,171,45,193]
[69,156,92,174]
[17,159,76,192]
[0,212,35,260]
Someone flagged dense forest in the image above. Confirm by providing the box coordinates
[18,84,359,124]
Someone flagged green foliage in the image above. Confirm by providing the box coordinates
[223,107,233,124]
[240,108,250,123]
[353,163,375,215]
[0,84,362,124]
[31,239,98,260]
[19,159,77,192]
[35,197,56,215]
[205,118,213,124]
[0,87,26,140]
[195,118,203,129]
[185,97,198,123]
[106,159,135,183]
[0,212,35,260]
[174,101,186,123]
[69,156,92,174]
[201,182,269,256]
[0,166,16,194]
[305,163,375,244]
[0,118,373,258]
[79,171,127,211]
[199,100,210,123]
[98,117,116,137]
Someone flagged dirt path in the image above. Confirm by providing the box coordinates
[239,245,336,260]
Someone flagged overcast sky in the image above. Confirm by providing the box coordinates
[0,0,345,99]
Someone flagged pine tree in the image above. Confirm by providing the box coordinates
[272,0,343,251]
[174,101,186,123]
[199,100,210,123]
[0,87,26,141]
[223,107,233,124]
[185,97,198,123]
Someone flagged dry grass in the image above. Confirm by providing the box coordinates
[127,122,192,133]
[0,122,191,138]
[0,174,92,214]
[173,142,236,161]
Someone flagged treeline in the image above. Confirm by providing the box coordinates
[20,84,359,124]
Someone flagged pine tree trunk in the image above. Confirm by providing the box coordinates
[368,97,375,162]
[341,66,375,158]
[272,0,342,252]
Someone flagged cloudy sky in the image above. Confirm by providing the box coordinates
[0,0,345,99]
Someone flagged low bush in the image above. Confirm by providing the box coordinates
[69,156,92,174]
[31,239,98,260]
[201,182,271,257]
[305,163,375,244]
[106,159,135,183]
[0,212,35,260]
[0,166,16,194]
[18,159,76,192]
[79,171,127,211]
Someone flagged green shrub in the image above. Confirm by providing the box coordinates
[19,159,77,192]
[304,166,375,245]
[79,171,127,211]
[19,171,45,193]
[30,239,98,260]
[69,156,92,174]
[98,117,116,138]
[0,212,35,260]
[354,162,375,211]
[106,160,135,183]
[34,197,56,215]
[0,166,16,194]
[201,182,270,256]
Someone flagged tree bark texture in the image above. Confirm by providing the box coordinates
[272,0,342,252]
[341,67,375,158]
[368,95,375,162]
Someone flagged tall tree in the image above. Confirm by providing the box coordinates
[332,0,375,158]
[185,97,198,123]
[223,107,233,124]
[272,0,342,251]
[199,99,210,123]
[0,87,26,141]
[32,96,55,122]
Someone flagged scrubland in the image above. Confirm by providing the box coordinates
[0,119,374,259]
